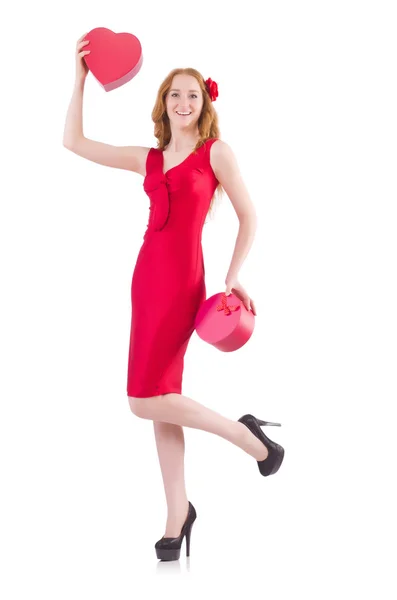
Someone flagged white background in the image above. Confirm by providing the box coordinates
[1,0,396,597]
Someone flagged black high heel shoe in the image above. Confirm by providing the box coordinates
[154,501,197,561]
[238,414,285,476]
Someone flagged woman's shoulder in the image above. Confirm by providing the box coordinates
[206,137,230,154]
[207,138,232,162]
[208,138,240,180]
[201,137,224,158]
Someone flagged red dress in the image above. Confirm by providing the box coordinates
[127,137,219,397]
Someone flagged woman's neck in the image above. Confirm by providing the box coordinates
[165,132,200,152]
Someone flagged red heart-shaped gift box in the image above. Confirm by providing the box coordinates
[194,292,255,352]
[83,27,143,91]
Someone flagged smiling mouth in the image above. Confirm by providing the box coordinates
[176,111,192,116]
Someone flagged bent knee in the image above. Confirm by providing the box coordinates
[128,394,162,418]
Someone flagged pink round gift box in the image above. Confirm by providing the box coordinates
[194,292,255,352]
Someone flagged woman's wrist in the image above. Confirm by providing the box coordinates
[225,272,238,284]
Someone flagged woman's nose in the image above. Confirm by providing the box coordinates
[177,95,190,106]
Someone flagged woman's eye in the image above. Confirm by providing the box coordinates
[171,93,198,98]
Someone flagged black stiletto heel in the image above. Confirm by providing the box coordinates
[257,419,281,427]
[185,519,193,557]
[154,501,197,561]
[238,413,285,476]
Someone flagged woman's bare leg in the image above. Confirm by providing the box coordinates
[129,392,268,461]
[129,392,270,538]
[152,421,190,538]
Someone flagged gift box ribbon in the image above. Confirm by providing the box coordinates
[216,293,240,316]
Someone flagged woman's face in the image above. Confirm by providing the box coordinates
[165,74,204,132]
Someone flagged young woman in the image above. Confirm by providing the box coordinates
[63,32,285,562]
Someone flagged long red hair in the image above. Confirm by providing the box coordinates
[151,67,224,217]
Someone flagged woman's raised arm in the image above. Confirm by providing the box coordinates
[62,33,149,175]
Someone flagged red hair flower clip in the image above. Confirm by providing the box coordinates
[205,77,219,102]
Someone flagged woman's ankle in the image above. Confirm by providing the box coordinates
[236,422,269,461]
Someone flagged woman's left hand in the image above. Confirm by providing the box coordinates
[225,277,257,315]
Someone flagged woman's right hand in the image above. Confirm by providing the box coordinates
[75,32,91,83]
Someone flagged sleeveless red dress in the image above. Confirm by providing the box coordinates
[127,137,219,397]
